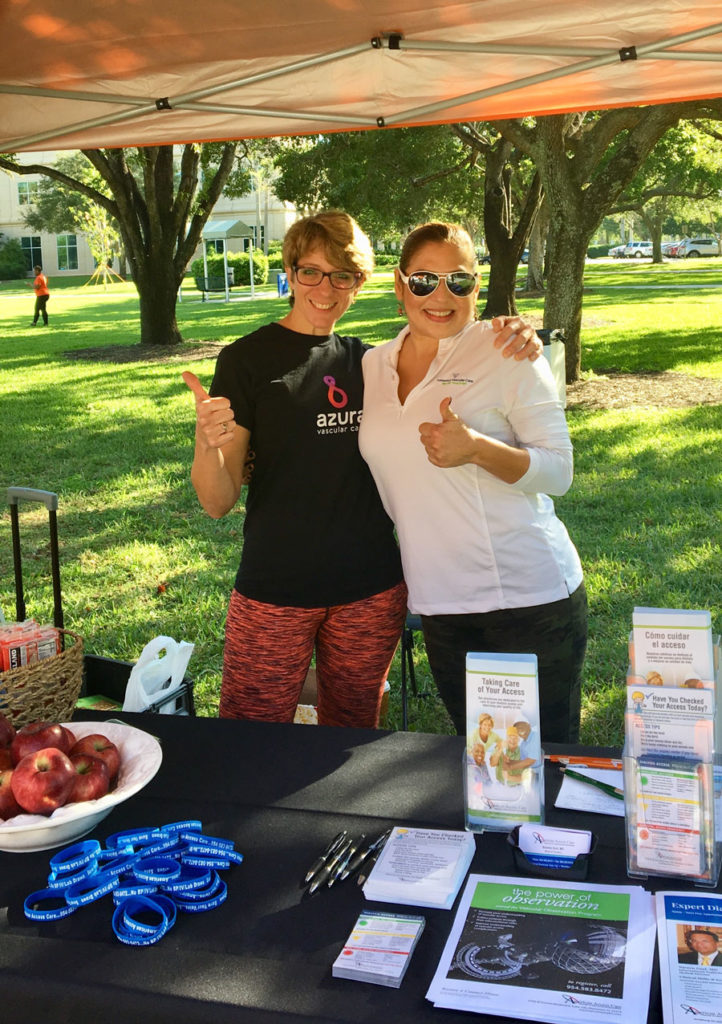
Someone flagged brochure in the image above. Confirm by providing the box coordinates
[631,607,715,688]
[625,754,715,881]
[465,652,543,831]
[625,684,714,760]
[656,890,722,1024]
[426,873,656,1023]
[362,827,476,910]
[332,909,425,988]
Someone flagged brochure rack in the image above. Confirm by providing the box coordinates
[464,652,544,832]
[624,608,722,887]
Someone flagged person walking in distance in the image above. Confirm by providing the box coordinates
[31,266,49,326]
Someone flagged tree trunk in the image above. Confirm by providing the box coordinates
[524,200,549,292]
[544,221,589,382]
[482,259,519,317]
[136,263,184,346]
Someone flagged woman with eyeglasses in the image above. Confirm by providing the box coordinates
[359,221,586,743]
[184,212,540,728]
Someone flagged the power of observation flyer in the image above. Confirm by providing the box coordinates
[426,873,655,1023]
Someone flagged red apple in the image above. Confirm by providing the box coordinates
[10,747,75,815]
[0,712,15,749]
[69,734,120,783]
[0,769,22,819]
[10,721,67,765]
[0,748,12,771]
[68,753,110,803]
[61,726,76,751]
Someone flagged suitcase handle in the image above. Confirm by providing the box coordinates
[7,487,59,512]
[7,487,64,630]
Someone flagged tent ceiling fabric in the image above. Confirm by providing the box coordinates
[1,0,722,152]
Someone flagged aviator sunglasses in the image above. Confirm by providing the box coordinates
[398,269,478,298]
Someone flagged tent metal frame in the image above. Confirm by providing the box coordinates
[2,21,722,151]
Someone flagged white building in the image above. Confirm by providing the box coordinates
[0,151,297,277]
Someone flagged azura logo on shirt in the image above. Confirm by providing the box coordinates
[316,374,362,433]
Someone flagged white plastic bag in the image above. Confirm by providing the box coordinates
[122,635,194,714]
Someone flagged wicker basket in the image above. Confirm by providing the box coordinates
[0,630,84,727]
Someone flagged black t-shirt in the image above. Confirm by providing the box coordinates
[210,322,403,607]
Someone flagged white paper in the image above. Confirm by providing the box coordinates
[426,874,656,1024]
[656,891,722,1024]
[363,827,475,909]
[554,768,625,817]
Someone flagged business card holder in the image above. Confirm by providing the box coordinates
[506,825,597,881]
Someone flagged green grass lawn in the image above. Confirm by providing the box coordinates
[0,259,720,743]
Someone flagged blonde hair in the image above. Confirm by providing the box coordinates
[399,221,476,272]
[283,211,375,278]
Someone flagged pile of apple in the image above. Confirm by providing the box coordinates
[0,712,121,819]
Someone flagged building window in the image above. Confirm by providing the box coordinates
[206,239,225,255]
[21,236,42,272]
[17,181,40,205]
[244,227,264,250]
[57,233,78,271]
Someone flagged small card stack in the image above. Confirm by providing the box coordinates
[332,910,425,988]
[517,823,592,869]
[362,827,476,910]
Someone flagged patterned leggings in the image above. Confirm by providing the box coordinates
[219,581,408,727]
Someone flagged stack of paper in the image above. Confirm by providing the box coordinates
[427,873,656,1023]
[363,827,476,910]
[332,910,425,988]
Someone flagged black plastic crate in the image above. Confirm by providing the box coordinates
[78,653,195,716]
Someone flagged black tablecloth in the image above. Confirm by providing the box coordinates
[0,714,710,1023]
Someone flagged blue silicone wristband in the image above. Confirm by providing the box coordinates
[65,868,120,906]
[133,856,182,883]
[49,839,101,875]
[24,888,77,921]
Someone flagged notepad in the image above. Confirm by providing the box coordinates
[362,827,476,910]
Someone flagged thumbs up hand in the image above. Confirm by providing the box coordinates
[418,397,478,467]
[182,370,236,448]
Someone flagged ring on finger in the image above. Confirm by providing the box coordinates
[220,422,228,434]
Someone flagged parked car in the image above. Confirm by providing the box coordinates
[676,237,719,258]
[476,250,491,265]
[661,240,681,257]
[623,240,653,258]
[608,244,626,258]
[519,249,529,264]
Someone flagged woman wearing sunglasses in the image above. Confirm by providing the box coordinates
[184,212,541,729]
[359,221,586,743]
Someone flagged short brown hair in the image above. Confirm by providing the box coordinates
[283,211,374,278]
[399,222,476,272]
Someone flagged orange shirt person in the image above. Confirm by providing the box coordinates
[31,265,50,326]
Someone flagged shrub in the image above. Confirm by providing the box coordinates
[191,249,269,286]
[586,245,611,259]
[0,236,28,280]
[373,253,399,268]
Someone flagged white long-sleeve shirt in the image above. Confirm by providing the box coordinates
[359,320,583,615]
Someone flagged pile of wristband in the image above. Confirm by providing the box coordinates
[23,819,243,945]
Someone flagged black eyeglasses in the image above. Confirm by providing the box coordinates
[292,265,363,290]
[398,269,478,297]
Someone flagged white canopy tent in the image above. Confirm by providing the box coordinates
[200,218,254,302]
[1,1,721,153]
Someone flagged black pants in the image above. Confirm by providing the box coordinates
[421,582,588,743]
[33,295,49,325]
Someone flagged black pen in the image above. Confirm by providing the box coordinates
[304,830,347,884]
[308,837,353,894]
[344,828,390,881]
[330,833,365,887]
[356,829,392,886]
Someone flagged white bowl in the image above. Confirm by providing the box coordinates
[0,721,162,852]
